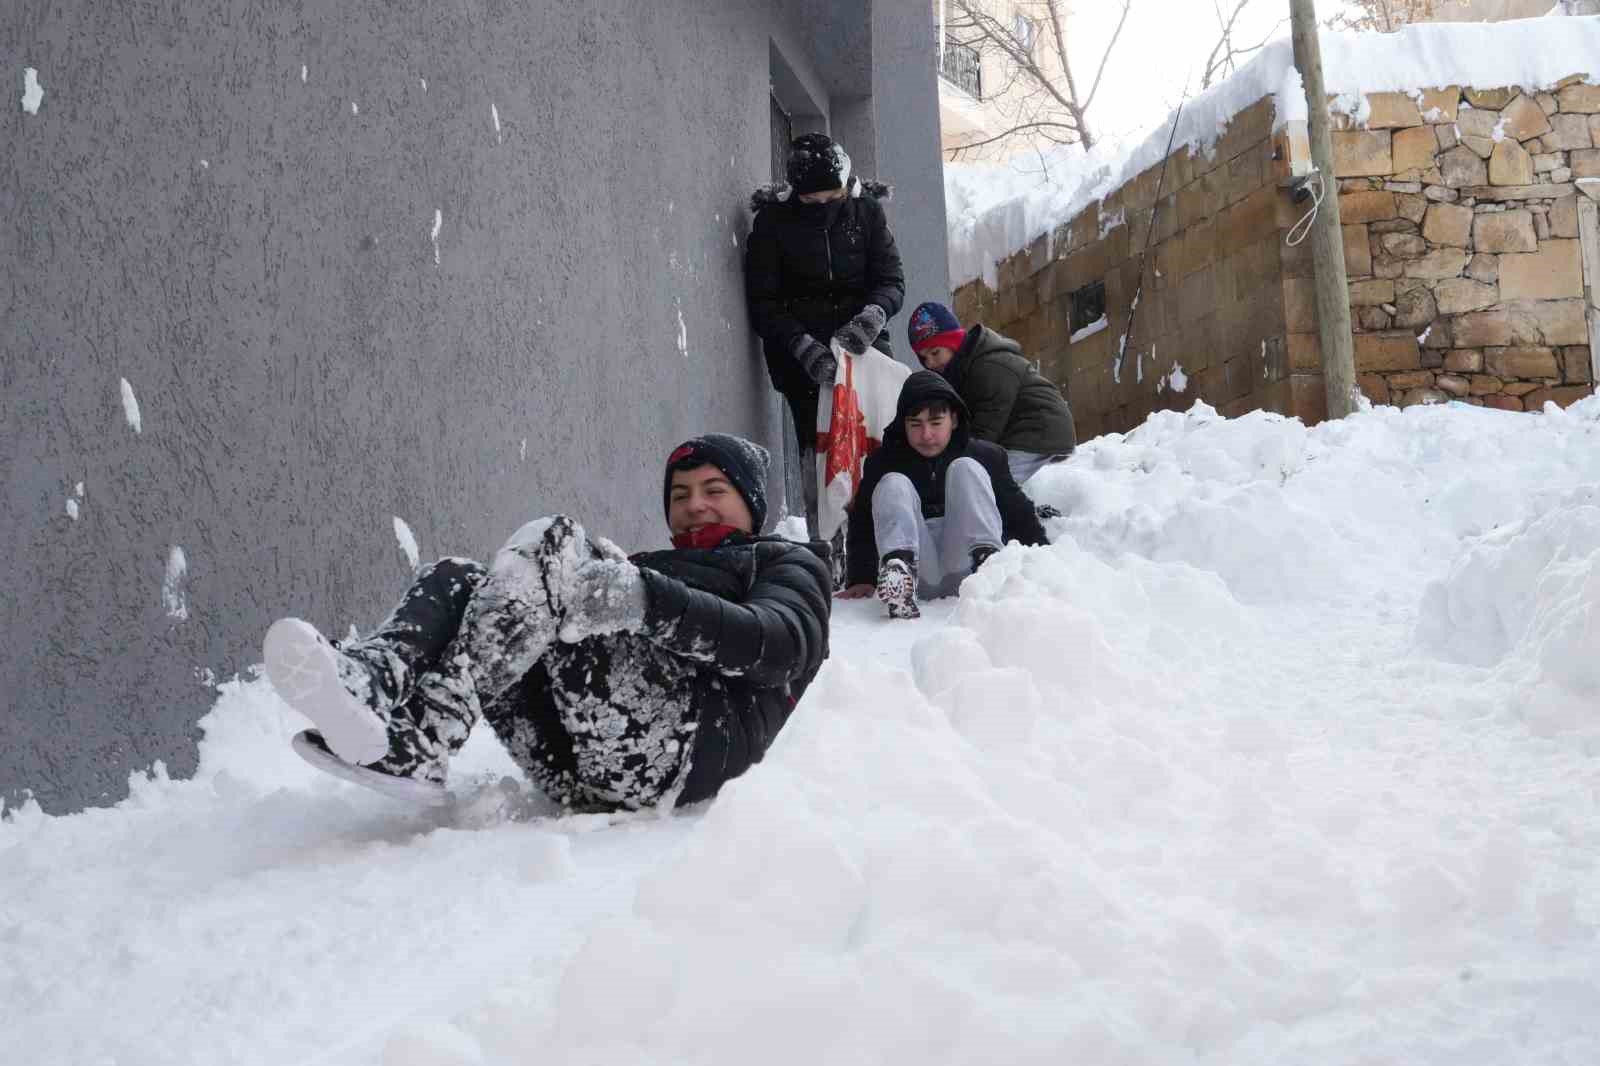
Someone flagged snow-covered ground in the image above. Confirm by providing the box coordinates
[946,15,1600,288]
[8,398,1600,1065]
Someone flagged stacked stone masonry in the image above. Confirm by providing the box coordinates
[953,78,1600,438]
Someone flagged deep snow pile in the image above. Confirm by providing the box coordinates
[946,15,1600,288]
[7,398,1600,1065]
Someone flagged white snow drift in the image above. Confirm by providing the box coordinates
[5,397,1600,1065]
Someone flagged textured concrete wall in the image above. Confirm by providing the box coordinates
[2,0,945,812]
[873,0,953,320]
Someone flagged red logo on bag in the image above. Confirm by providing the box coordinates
[816,357,876,492]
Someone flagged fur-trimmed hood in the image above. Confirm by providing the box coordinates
[749,176,893,213]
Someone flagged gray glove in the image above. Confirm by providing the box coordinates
[790,334,838,387]
[831,304,887,357]
[559,559,648,642]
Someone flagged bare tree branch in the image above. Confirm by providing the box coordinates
[946,120,1090,154]
[1323,0,1467,32]
[1041,0,1087,143]
[1202,0,1249,89]
[1199,0,1285,90]
[1079,1,1134,116]
[944,0,1139,157]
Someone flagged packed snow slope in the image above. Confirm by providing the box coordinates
[7,398,1600,1065]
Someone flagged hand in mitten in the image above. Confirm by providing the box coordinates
[831,304,887,357]
[559,559,648,643]
[791,335,838,387]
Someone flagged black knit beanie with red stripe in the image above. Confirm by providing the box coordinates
[662,433,770,532]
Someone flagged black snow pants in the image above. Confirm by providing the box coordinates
[353,516,700,812]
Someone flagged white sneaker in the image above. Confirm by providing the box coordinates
[264,618,391,765]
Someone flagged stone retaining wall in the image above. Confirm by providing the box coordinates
[1322,79,1599,412]
[953,77,1600,438]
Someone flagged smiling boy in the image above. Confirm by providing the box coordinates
[263,434,831,810]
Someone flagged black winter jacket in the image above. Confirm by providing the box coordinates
[745,178,906,442]
[633,534,832,804]
[944,326,1077,457]
[846,372,1048,588]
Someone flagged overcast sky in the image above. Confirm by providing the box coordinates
[1061,0,1354,143]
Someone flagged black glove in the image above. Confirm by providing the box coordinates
[831,305,887,358]
[790,335,838,387]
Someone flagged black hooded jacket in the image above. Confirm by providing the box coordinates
[630,534,832,804]
[846,372,1048,588]
[745,178,906,440]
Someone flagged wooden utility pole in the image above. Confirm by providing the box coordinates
[1289,0,1359,419]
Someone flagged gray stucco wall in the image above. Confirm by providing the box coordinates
[2,0,945,813]
[872,0,952,319]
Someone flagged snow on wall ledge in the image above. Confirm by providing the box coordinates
[947,15,1600,288]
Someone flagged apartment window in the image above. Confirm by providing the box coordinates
[769,92,792,185]
[1069,281,1106,336]
[937,37,983,98]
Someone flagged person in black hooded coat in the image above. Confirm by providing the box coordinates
[262,434,831,812]
[745,133,906,460]
[840,372,1047,618]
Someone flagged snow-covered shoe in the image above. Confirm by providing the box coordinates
[461,515,598,702]
[291,729,449,806]
[264,618,400,765]
[877,554,920,620]
[970,544,999,573]
[1035,502,1063,521]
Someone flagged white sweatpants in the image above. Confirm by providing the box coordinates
[1006,448,1069,485]
[871,457,1003,599]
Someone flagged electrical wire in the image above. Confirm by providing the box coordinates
[1121,74,1192,364]
[1285,169,1324,248]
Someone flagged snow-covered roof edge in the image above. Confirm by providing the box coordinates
[948,15,1600,289]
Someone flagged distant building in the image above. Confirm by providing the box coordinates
[1430,0,1599,19]
[934,0,1073,161]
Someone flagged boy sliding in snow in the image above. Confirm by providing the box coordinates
[905,301,1077,486]
[838,372,1047,620]
[263,435,831,811]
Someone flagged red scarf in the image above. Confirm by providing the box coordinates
[671,524,741,550]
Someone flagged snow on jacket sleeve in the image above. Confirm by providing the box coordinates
[637,542,832,687]
[744,210,809,356]
[962,356,1024,445]
[862,197,905,319]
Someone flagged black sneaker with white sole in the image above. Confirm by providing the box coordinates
[291,729,449,806]
[876,553,920,620]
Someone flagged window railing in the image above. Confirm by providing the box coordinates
[938,38,982,99]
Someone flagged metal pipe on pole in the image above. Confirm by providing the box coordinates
[939,0,947,66]
[1289,0,1359,419]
